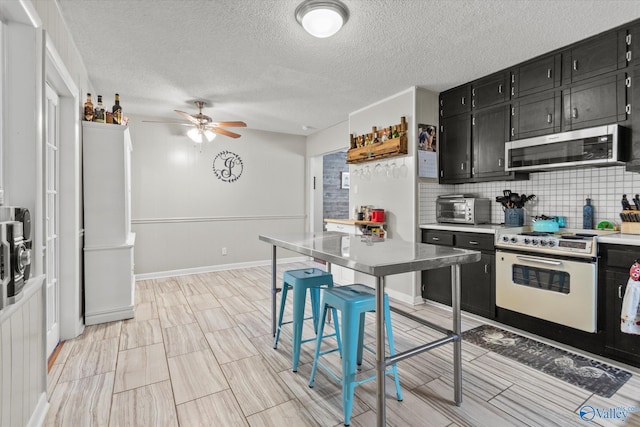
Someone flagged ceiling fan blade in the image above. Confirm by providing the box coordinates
[141,119,193,126]
[212,121,247,128]
[174,110,199,124]
[211,127,242,139]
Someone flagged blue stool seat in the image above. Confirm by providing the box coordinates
[308,284,402,426]
[273,268,341,372]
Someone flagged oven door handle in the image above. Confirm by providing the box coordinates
[516,255,563,266]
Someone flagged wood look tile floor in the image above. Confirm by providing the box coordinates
[45,262,640,426]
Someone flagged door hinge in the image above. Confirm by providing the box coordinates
[440,125,444,132]
[511,107,515,116]
[511,128,515,137]
[472,99,476,108]
[511,74,515,84]
[472,117,475,126]
[626,104,632,114]
[440,170,443,178]
[627,51,632,62]
[511,87,515,96]
[472,167,475,175]
[626,76,632,88]
[627,34,632,45]
[421,283,425,292]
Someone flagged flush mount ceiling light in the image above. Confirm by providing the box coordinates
[187,126,216,143]
[295,0,349,38]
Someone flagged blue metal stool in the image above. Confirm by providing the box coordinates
[273,267,341,372]
[308,284,403,426]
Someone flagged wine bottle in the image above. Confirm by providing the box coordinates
[83,93,94,121]
[112,93,122,125]
[94,95,105,123]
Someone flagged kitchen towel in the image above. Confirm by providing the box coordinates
[621,277,640,335]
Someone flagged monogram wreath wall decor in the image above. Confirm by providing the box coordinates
[212,150,244,183]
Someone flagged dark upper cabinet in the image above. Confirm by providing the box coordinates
[440,85,471,118]
[439,114,471,182]
[512,91,561,139]
[629,67,640,169]
[562,30,627,84]
[472,73,508,110]
[473,105,509,179]
[562,74,628,130]
[512,54,562,98]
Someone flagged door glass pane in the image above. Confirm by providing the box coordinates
[512,263,570,294]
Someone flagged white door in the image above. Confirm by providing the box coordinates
[45,83,60,356]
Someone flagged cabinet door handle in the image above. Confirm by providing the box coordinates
[461,96,466,105]
[547,68,552,79]
[498,158,502,167]
[498,84,503,94]
[572,108,578,119]
[573,59,578,71]
[547,113,552,124]
[461,163,465,170]
[468,241,479,245]
[619,284,623,299]
[431,237,440,241]
[484,264,489,274]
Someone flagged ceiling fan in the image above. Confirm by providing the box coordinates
[143,100,246,142]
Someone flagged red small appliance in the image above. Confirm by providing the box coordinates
[371,209,385,222]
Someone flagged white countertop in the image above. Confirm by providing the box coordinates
[598,233,640,246]
[419,223,516,234]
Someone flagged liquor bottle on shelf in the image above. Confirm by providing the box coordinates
[387,125,392,140]
[84,93,94,121]
[392,125,399,138]
[94,95,105,123]
[112,93,122,125]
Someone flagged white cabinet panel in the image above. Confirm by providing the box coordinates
[83,122,135,324]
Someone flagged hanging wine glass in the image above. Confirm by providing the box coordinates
[390,162,399,179]
[400,158,409,178]
[374,163,382,178]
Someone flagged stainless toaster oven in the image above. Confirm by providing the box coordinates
[436,195,491,224]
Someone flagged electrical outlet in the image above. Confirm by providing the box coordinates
[222,247,227,256]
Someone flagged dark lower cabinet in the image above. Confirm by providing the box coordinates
[601,243,640,366]
[421,230,495,319]
[605,271,640,365]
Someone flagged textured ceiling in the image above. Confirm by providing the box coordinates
[57,0,640,136]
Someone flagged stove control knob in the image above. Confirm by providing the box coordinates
[510,237,517,243]
[523,238,530,244]
[502,236,510,242]
[540,240,547,246]
[548,240,556,247]
[531,239,539,245]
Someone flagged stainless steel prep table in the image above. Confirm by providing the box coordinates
[259,231,481,426]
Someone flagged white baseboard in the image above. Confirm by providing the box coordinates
[134,256,308,281]
[85,305,135,325]
[27,393,49,427]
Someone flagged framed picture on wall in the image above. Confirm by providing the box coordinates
[418,124,437,179]
[341,171,350,189]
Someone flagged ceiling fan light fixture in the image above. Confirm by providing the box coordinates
[295,0,349,38]
[187,127,216,143]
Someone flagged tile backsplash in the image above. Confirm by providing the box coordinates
[418,166,640,229]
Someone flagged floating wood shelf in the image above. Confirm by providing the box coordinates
[347,135,408,164]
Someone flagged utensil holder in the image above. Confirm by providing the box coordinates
[505,208,524,226]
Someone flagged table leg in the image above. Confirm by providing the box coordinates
[376,276,386,426]
[451,264,462,406]
[271,245,277,337]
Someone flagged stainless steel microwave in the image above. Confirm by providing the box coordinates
[505,124,627,172]
[436,195,491,224]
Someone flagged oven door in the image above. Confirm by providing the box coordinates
[496,250,597,332]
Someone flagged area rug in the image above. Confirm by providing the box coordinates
[462,325,632,398]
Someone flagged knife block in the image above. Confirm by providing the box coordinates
[620,210,640,234]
